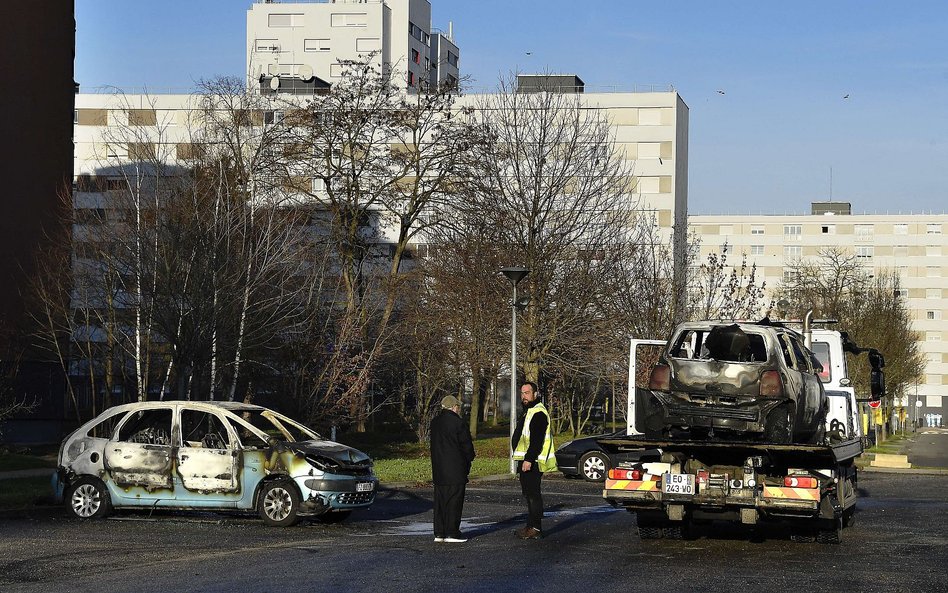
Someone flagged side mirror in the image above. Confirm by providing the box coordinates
[870,369,885,398]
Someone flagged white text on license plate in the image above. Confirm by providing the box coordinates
[356,482,374,492]
[663,473,694,495]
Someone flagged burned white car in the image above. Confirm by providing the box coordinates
[53,401,377,526]
[645,321,827,444]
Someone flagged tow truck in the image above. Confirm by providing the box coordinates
[602,315,884,543]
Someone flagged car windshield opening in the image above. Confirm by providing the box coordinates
[235,409,320,443]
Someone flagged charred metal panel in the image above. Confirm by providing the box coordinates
[669,359,762,396]
[176,447,240,494]
[104,443,174,491]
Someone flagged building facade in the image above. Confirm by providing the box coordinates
[247,0,459,92]
[691,204,947,419]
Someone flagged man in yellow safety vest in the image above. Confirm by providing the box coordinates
[512,381,557,539]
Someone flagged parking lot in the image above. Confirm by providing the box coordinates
[1,471,946,593]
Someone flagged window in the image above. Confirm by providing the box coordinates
[895,288,908,298]
[927,311,943,321]
[855,245,874,259]
[638,108,663,125]
[719,225,733,236]
[784,245,802,258]
[263,110,283,125]
[269,13,304,27]
[304,39,330,52]
[330,63,344,78]
[927,374,943,386]
[85,409,126,439]
[894,245,909,257]
[928,267,940,278]
[927,223,942,235]
[408,71,415,86]
[855,224,873,240]
[73,109,78,124]
[894,223,909,235]
[784,224,802,240]
[928,289,942,300]
[926,246,941,257]
[751,225,765,235]
[720,243,731,255]
[411,48,420,64]
[821,224,836,234]
[355,37,380,52]
[118,409,172,445]
[783,268,797,283]
[810,342,831,383]
[408,21,425,41]
[638,142,662,159]
[255,39,280,52]
[751,245,765,256]
[180,410,231,449]
[927,331,942,342]
[331,12,366,27]
[447,51,458,67]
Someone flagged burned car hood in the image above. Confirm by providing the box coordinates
[284,440,372,465]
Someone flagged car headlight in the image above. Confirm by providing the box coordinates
[305,455,341,472]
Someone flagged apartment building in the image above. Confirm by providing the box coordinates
[691,203,947,418]
[247,0,459,92]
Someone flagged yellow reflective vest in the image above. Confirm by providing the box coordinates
[513,402,558,473]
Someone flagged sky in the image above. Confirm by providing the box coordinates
[75,0,948,215]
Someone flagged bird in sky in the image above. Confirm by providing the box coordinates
[843,94,850,99]
[716,89,725,95]
[525,52,532,55]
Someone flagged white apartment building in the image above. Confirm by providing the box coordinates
[247,0,459,92]
[691,204,948,418]
[73,85,690,272]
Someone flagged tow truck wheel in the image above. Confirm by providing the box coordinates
[843,507,856,527]
[816,517,842,544]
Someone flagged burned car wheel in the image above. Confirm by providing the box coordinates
[67,476,112,520]
[578,451,608,482]
[764,404,795,444]
[258,480,301,527]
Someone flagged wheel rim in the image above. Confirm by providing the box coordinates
[263,486,293,521]
[583,455,606,480]
[71,483,101,518]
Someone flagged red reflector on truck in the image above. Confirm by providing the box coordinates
[784,476,818,489]
[608,468,643,480]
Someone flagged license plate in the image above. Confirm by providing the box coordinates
[356,481,374,492]
[663,473,695,495]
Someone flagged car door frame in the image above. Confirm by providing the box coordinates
[174,405,242,502]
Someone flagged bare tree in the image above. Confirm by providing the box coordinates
[689,245,770,321]
[466,74,638,396]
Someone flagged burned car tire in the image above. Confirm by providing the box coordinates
[578,451,609,482]
[67,476,112,520]
[764,404,795,444]
[258,480,301,527]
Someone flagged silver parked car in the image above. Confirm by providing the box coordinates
[53,401,378,526]
[644,321,827,444]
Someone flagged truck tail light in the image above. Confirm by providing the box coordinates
[649,364,670,391]
[696,469,710,485]
[609,468,643,480]
[759,370,784,397]
[784,475,818,489]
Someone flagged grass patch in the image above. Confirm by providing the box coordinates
[374,456,510,485]
[0,476,53,510]
[0,452,57,472]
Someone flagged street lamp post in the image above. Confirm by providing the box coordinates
[501,266,530,474]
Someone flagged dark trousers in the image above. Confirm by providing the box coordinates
[433,482,466,538]
[518,465,544,530]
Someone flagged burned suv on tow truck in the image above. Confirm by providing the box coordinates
[644,321,827,444]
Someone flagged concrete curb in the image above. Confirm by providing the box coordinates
[860,466,948,476]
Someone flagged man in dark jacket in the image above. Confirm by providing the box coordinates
[430,395,476,543]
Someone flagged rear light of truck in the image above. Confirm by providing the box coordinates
[784,476,818,489]
[759,370,784,397]
[649,364,670,391]
[609,468,643,480]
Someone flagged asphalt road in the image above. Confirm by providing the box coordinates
[1,470,946,593]
[905,427,948,469]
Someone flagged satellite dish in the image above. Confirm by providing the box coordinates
[270,76,281,90]
[298,64,314,82]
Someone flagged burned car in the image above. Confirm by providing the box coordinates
[53,401,377,526]
[644,321,827,444]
